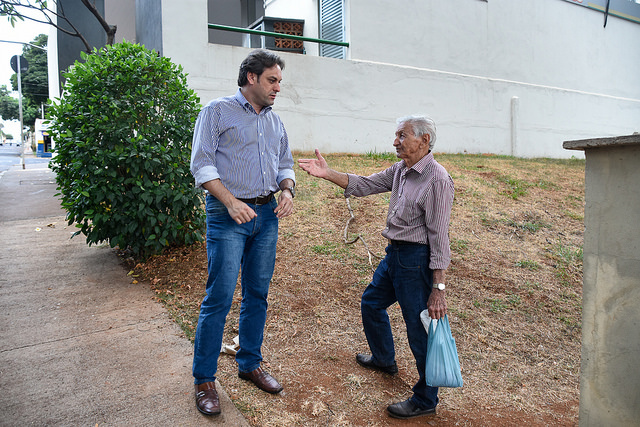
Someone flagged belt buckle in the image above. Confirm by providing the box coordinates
[256,193,272,205]
[261,193,273,204]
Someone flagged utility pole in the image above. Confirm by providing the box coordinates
[9,54,28,169]
[17,56,25,169]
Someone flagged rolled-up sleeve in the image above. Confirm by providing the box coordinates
[276,122,296,185]
[190,105,221,189]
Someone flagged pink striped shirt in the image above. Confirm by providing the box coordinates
[345,152,454,270]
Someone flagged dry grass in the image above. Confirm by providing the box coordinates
[134,152,585,426]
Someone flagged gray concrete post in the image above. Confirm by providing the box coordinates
[564,134,640,426]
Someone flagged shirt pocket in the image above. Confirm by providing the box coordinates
[227,124,256,150]
[395,198,424,226]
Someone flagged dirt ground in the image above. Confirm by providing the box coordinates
[133,152,585,426]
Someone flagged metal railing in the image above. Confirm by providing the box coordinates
[207,23,349,48]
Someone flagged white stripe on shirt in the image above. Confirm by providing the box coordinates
[190,89,295,198]
[345,152,454,270]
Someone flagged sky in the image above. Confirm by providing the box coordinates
[0,13,48,138]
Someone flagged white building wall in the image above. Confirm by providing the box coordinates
[159,0,640,159]
[160,0,210,81]
[349,0,639,100]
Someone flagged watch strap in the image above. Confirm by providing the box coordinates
[284,185,295,198]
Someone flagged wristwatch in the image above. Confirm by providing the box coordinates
[433,283,445,291]
[284,185,295,198]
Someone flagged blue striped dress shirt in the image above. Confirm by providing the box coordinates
[190,89,295,198]
[345,152,454,270]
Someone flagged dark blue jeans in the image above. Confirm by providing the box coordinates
[361,243,438,409]
[193,195,279,384]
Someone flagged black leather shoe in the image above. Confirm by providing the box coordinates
[355,353,398,375]
[195,382,221,416]
[387,399,436,419]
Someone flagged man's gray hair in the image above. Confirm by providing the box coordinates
[397,115,437,151]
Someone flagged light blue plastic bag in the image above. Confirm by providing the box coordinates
[421,312,463,388]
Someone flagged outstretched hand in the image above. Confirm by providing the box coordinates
[298,149,329,178]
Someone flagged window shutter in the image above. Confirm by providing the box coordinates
[320,0,345,59]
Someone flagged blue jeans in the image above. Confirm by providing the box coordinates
[361,243,439,409]
[193,195,279,384]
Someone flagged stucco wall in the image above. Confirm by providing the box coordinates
[180,43,639,158]
[349,0,639,100]
[160,0,209,76]
[159,0,640,158]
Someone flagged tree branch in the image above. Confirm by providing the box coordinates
[343,197,383,272]
[1,0,112,52]
[80,0,117,45]
[56,0,92,52]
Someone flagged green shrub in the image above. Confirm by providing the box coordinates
[48,42,204,258]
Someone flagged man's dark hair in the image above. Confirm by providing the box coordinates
[237,49,285,87]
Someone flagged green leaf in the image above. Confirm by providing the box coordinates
[46,41,203,259]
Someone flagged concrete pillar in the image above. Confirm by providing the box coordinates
[563,134,640,427]
[510,96,519,157]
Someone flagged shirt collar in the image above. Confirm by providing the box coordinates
[234,88,272,115]
[403,151,433,174]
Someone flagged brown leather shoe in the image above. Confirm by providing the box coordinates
[195,382,221,416]
[238,366,283,394]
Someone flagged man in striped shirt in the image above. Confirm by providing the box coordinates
[298,115,454,420]
[190,49,296,416]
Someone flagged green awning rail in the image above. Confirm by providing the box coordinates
[208,23,349,48]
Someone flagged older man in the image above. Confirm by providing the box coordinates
[298,115,454,419]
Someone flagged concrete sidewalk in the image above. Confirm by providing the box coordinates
[0,161,248,426]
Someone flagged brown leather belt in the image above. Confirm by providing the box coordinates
[237,193,274,205]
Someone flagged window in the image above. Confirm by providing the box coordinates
[319,0,345,58]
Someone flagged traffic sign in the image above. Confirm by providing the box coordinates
[10,55,28,73]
